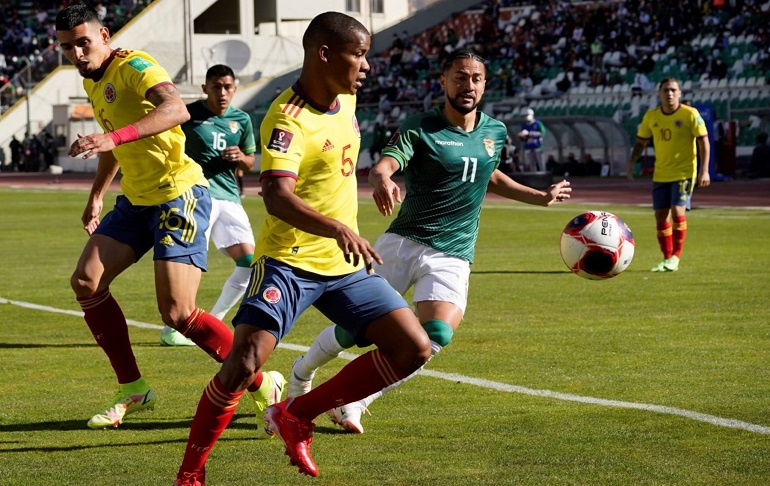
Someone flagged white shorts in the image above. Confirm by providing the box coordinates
[207,198,255,253]
[373,233,470,313]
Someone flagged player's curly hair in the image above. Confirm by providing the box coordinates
[56,3,102,31]
[303,11,369,50]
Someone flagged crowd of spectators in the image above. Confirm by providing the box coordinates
[1,0,150,114]
[357,0,770,124]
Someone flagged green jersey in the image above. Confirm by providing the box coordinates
[182,100,256,203]
[382,106,507,263]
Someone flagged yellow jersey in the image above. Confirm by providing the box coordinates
[637,104,708,182]
[257,84,362,276]
[83,49,206,205]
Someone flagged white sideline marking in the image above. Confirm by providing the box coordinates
[3,296,769,435]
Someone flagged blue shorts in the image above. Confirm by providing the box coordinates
[94,185,211,270]
[233,257,409,346]
[652,179,694,210]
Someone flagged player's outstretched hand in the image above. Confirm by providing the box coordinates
[69,133,117,159]
[544,179,571,206]
[371,177,402,216]
[333,225,382,274]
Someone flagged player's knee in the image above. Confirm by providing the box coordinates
[70,271,97,297]
[422,319,454,348]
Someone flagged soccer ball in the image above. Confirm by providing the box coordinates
[559,211,635,280]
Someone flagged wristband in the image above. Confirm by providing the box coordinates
[108,124,140,146]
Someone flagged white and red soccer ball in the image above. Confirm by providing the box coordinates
[560,211,635,280]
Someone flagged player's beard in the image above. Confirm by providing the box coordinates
[447,95,478,115]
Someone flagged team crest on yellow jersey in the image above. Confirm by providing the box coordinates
[484,138,495,157]
[353,115,360,137]
[104,83,116,103]
[229,121,239,133]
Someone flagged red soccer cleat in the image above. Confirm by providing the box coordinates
[264,400,319,477]
[173,468,204,486]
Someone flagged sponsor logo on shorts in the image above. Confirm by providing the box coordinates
[267,128,294,153]
[159,235,174,246]
[263,286,281,304]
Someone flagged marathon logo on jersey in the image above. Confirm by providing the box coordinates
[229,121,239,134]
[103,83,116,103]
[483,138,496,157]
[262,286,281,304]
[267,128,294,153]
[386,132,400,147]
[128,57,154,72]
[353,115,360,137]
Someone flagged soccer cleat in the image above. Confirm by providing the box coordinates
[287,355,315,399]
[172,469,204,486]
[250,371,286,439]
[650,259,668,272]
[664,255,680,271]
[327,402,369,434]
[87,386,157,429]
[160,326,195,347]
[264,400,319,477]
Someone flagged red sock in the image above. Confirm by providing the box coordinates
[672,215,687,257]
[178,308,233,362]
[179,375,243,476]
[178,308,263,391]
[289,349,408,420]
[77,288,140,384]
[656,221,673,259]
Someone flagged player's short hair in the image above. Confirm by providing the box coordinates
[442,50,486,74]
[56,3,102,31]
[303,11,369,50]
[206,64,236,81]
[658,77,681,90]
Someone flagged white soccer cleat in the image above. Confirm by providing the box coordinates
[327,402,369,434]
[287,355,315,399]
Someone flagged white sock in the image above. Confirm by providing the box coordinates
[210,266,251,320]
[295,325,346,380]
[356,341,442,409]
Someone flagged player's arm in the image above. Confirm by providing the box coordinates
[368,155,403,216]
[68,84,190,159]
[488,169,570,206]
[261,176,382,272]
[626,137,649,180]
[697,135,711,188]
[81,150,119,235]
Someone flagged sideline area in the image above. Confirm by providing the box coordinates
[1,172,769,209]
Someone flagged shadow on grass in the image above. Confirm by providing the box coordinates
[0,413,351,442]
[473,270,569,275]
[0,342,99,349]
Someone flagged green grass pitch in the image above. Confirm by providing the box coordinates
[0,186,769,485]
